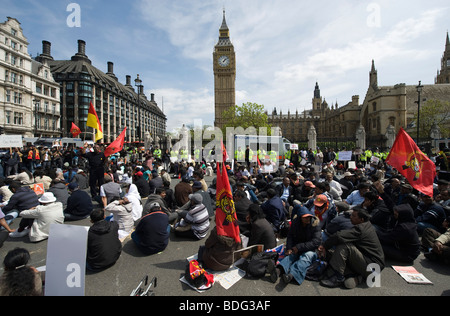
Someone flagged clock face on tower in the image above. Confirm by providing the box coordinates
[218,55,230,67]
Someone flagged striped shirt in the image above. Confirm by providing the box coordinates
[183,203,210,239]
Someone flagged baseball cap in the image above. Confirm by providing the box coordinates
[314,194,328,207]
[304,181,316,188]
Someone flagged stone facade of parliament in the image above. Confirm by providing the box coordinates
[268,33,450,150]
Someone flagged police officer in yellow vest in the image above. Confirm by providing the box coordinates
[235,147,245,162]
[153,146,162,160]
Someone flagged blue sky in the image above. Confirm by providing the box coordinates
[3,0,450,133]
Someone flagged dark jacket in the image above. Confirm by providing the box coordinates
[48,182,69,208]
[415,201,446,232]
[2,186,39,214]
[148,175,163,194]
[324,221,385,270]
[64,189,93,217]
[324,210,354,236]
[286,216,322,253]
[248,217,277,250]
[134,211,169,255]
[202,227,242,271]
[260,196,286,231]
[376,204,420,262]
[134,177,150,198]
[87,220,122,270]
[367,198,393,230]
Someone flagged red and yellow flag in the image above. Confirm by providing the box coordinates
[385,128,436,197]
[215,142,240,243]
[104,127,126,157]
[86,102,103,142]
[70,122,81,138]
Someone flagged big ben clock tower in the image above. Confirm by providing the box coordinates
[214,9,236,130]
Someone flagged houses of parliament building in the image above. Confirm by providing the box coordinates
[214,11,450,150]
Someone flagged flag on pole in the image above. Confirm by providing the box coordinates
[104,127,127,157]
[385,128,436,197]
[86,102,103,142]
[215,142,241,243]
[70,122,81,138]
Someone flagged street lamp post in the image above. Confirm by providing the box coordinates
[135,75,143,143]
[416,81,423,145]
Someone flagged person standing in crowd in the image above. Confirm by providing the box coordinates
[82,143,106,199]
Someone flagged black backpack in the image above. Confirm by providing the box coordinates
[245,251,279,278]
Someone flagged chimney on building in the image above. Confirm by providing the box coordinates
[151,93,155,102]
[125,75,132,88]
[35,40,54,63]
[71,39,91,64]
[106,62,118,81]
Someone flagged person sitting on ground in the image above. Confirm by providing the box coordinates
[10,192,64,242]
[48,178,69,209]
[362,190,392,231]
[100,175,122,208]
[192,181,215,219]
[415,194,447,235]
[0,248,43,296]
[246,203,277,250]
[33,168,52,190]
[376,204,420,263]
[104,197,134,240]
[0,178,13,203]
[260,188,287,233]
[71,169,89,191]
[124,183,143,222]
[199,225,243,272]
[86,209,122,271]
[133,171,150,198]
[174,193,210,240]
[1,181,39,228]
[174,174,193,207]
[132,202,170,256]
[268,206,322,285]
[421,216,450,263]
[64,182,93,221]
[322,201,353,242]
[344,182,370,207]
[7,167,34,185]
[149,169,163,194]
[318,207,385,289]
[234,189,253,236]
[144,187,178,223]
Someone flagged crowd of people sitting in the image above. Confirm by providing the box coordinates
[0,142,449,295]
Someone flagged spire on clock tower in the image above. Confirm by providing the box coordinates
[217,9,232,46]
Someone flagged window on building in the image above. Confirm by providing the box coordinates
[6,90,11,102]
[372,102,377,112]
[36,83,42,94]
[14,112,23,125]
[5,111,11,124]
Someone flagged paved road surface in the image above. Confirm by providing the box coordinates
[1,176,449,298]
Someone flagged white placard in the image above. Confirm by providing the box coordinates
[0,135,23,148]
[45,224,89,296]
[338,151,353,161]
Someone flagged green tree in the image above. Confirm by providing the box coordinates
[414,99,450,138]
[222,102,272,133]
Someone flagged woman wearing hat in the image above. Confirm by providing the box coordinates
[10,192,64,242]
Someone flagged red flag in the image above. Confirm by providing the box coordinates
[215,142,241,243]
[70,122,81,138]
[385,128,436,197]
[104,127,127,157]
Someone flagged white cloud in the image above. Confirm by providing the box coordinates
[151,88,214,133]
